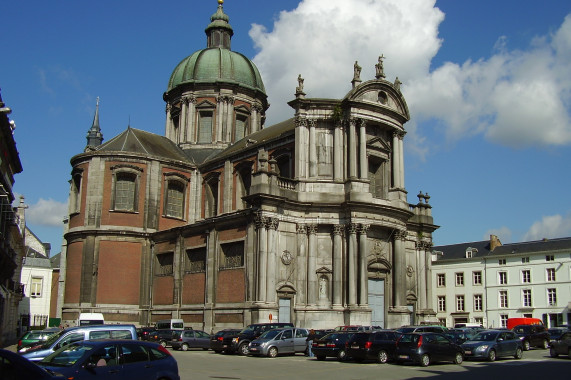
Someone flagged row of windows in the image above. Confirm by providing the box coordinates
[155,241,245,276]
[497,255,554,265]
[437,288,558,312]
[438,267,559,287]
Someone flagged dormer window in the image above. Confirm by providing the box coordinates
[466,247,478,258]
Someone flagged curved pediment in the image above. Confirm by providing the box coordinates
[368,257,392,273]
[344,80,410,120]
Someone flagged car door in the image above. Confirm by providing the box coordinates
[118,342,152,378]
[294,328,308,353]
[83,344,124,377]
[279,329,294,353]
[434,334,454,361]
[195,331,211,349]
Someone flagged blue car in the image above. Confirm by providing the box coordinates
[36,339,179,380]
[0,348,63,380]
[461,330,523,361]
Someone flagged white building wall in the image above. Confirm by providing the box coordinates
[19,265,53,327]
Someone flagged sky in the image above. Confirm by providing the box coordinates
[1,0,570,254]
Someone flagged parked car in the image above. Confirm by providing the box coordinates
[36,339,179,380]
[248,327,309,357]
[171,330,211,351]
[444,329,475,345]
[394,332,464,367]
[395,325,448,334]
[311,331,354,361]
[345,330,399,363]
[210,329,241,353]
[512,324,550,350]
[136,327,155,341]
[548,327,568,342]
[18,329,60,353]
[148,329,182,348]
[461,330,523,361]
[21,324,137,362]
[224,322,294,355]
[0,348,64,380]
[549,331,571,358]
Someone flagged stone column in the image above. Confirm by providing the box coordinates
[358,224,369,306]
[393,230,407,307]
[392,132,400,188]
[307,224,318,305]
[359,121,368,180]
[165,103,172,140]
[216,96,223,142]
[227,97,235,142]
[332,225,343,307]
[398,132,405,188]
[348,119,358,178]
[180,97,188,143]
[187,96,196,143]
[347,223,358,306]
[416,241,427,310]
[333,123,343,181]
[294,117,308,180]
[255,214,268,302]
[296,224,308,305]
[309,119,317,178]
[266,218,279,304]
[424,242,433,310]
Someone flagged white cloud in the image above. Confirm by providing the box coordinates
[523,212,571,241]
[26,198,68,227]
[250,1,571,152]
[251,0,444,125]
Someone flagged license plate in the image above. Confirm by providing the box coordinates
[250,348,258,352]
[465,350,472,355]
[398,355,409,359]
[223,344,229,348]
[351,345,359,348]
[318,343,325,347]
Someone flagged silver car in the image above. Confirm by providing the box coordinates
[248,328,308,357]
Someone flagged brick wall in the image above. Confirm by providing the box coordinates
[153,276,174,305]
[64,241,83,304]
[96,240,142,305]
[182,273,206,304]
[216,269,245,303]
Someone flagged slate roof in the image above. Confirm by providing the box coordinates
[433,237,571,262]
[96,127,190,163]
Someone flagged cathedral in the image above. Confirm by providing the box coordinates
[61,0,438,331]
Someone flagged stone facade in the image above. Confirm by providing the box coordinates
[61,1,438,331]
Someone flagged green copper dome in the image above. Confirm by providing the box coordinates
[167,48,266,94]
[166,1,266,95]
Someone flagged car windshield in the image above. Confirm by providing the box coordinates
[259,330,281,339]
[396,327,416,333]
[473,332,498,341]
[39,344,93,367]
[40,330,66,348]
[513,326,529,333]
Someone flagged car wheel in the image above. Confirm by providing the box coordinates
[238,343,249,356]
[420,354,430,367]
[454,352,463,365]
[568,348,571,359]
[160,340,167,348]
[214,350,222,354]
[523,340,530,351]
[337,349,347,361]
[268,347,278,358]
[542,339,549,349]
[515,347,523,359]
[202,348,209,351]
[181,343,189,351]
[377,350,389,364]
[549,346,558,358]
[316,355,326,361]
[487,349,496,362]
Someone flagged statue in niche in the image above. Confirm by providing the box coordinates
[353,61,362,81]
[296,74,304,93]
[319,276,328,299]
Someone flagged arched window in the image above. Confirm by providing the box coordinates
[198,111,213,143]
[110,165,142,212]
[235,162,252,210]
[165,180,185,219]
[368,157,386,199]
[204,174,219,218]
[69,169,83,214]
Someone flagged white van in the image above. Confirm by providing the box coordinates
[78,313,105,326]
[155,319,184,330]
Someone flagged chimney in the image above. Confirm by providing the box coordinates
[490,234,502,251]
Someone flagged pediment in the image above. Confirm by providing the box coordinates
[367,136,391,153]
[196,99,216,108]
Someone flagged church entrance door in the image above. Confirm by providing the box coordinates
[368,279,385,327]
[278,298,291,323]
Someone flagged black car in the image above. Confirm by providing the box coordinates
[311,332,354,361]
[549,331,571,358]
[210,329,241,353]
[395,332,464,367]
[136,327,155,341]
[0,348,63,380]
[345,330,399,363]
[148,329,183,347]
[548,327,568,342]
[444,329,475,345]
[512,324,550,350]
[222,323,294,355]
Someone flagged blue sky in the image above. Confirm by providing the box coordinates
[1,0,570,254]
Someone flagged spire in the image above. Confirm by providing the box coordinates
[85,97,104,150]
[205,0,233,49]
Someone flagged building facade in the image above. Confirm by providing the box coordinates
[62,1,438,331]
[0,90,25,345]
[433,235,571,328]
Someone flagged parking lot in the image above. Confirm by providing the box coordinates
[170,347,571,380]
